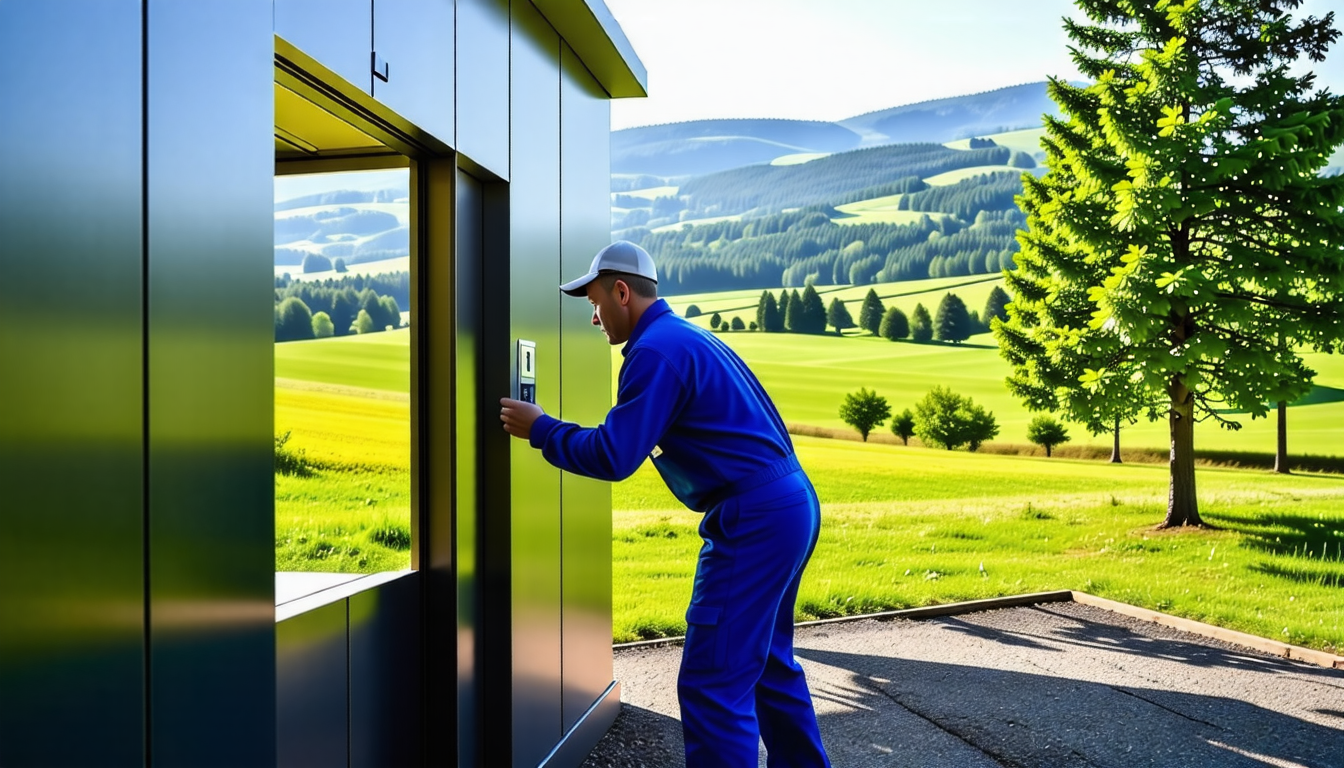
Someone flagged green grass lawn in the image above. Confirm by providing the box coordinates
[274,330,412,573]
[641,299,1344,457]
[613,436,1344,650]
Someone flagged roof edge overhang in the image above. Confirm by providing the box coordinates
[532,0,648,98]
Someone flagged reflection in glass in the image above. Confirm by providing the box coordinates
[273,168,412,573]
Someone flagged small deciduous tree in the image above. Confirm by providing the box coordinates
[333,257,348,273]
[685,305,703,319]
[826,298,855,335]
[311,310,335,338]
[910,303,933,343]
[731,316,745,331]
[858,288,885,335]
[913,386,999,451]
[350,308,376,335]
[379,295,402,330]
[301,252,332,274]
[1026,415,1070,458]
[890,408,915,445]
[839,388,891,442]
[880,306,909,341]
[934,293,972,343]
[710,312,722,330]
[275,297,315,342]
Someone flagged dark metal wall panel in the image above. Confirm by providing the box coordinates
[456,0,511,179]
[145,1,276,764]
[0,3,145,765]
[351,577,423,768]
[479,177,516,768]
[452,168,486,767]
[276,602,349,768]
[275,0,374,94]
[373,0,455,147]
[510,2,564,765]
[558,42,615,734]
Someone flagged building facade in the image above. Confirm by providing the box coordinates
[0,1,645,766]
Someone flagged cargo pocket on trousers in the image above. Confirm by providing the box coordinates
[682,604,723,672]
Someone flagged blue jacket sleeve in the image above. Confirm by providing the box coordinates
[528,347,687,481]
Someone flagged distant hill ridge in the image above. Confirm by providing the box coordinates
[612,82,1061,177]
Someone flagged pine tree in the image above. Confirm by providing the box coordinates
[758,291,782,332]
[784,289,804,332]
[996,0,1344,528]
[879,306,909,341]
[858,288,885,335]
[827,298,855,335]
[800,284,827,334]
[910,303,933,343]
[982,285,1011,326]
[777,290,791,326]
[934,293,972,343]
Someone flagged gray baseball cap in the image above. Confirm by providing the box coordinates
[560,240,658,296]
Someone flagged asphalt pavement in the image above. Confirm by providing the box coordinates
[581,601,1344,768]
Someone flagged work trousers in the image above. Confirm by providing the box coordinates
[678,469,830,768]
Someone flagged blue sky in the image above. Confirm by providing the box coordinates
[606,0,1344,131]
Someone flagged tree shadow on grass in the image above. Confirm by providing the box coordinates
[1208,510,1344,562]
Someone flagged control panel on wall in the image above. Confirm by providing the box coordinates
[517,340,537,403]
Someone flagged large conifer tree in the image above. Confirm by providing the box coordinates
[995,0,1344,528]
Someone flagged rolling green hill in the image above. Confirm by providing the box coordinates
[653,285,1344,459]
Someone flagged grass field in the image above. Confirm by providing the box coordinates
[650,213,744,233]
[922,165,1028,186]
[274,329,412,573]
[770,152,831,166]
[658,284,1344,456]
[612,436,1344,650]
[946,127,1048,160]
[831,194,955,227]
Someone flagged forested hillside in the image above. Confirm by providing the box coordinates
[610,84,1058,295]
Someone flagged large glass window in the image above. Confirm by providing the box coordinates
[273,168,412,574]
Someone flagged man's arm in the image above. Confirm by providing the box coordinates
[500,347,687,481]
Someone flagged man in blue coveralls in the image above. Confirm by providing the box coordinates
[500,241,831,767]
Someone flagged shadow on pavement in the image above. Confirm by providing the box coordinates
[794,645,1344,768]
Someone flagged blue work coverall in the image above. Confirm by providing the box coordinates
[529,299,831,767]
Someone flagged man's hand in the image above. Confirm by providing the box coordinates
[500,397,545,440]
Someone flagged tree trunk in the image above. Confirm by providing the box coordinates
[1163,380,1202,528]
[1110,416,1122,463]
[1274,401,1289,474]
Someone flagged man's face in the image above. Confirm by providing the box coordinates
[586,279,629,345]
